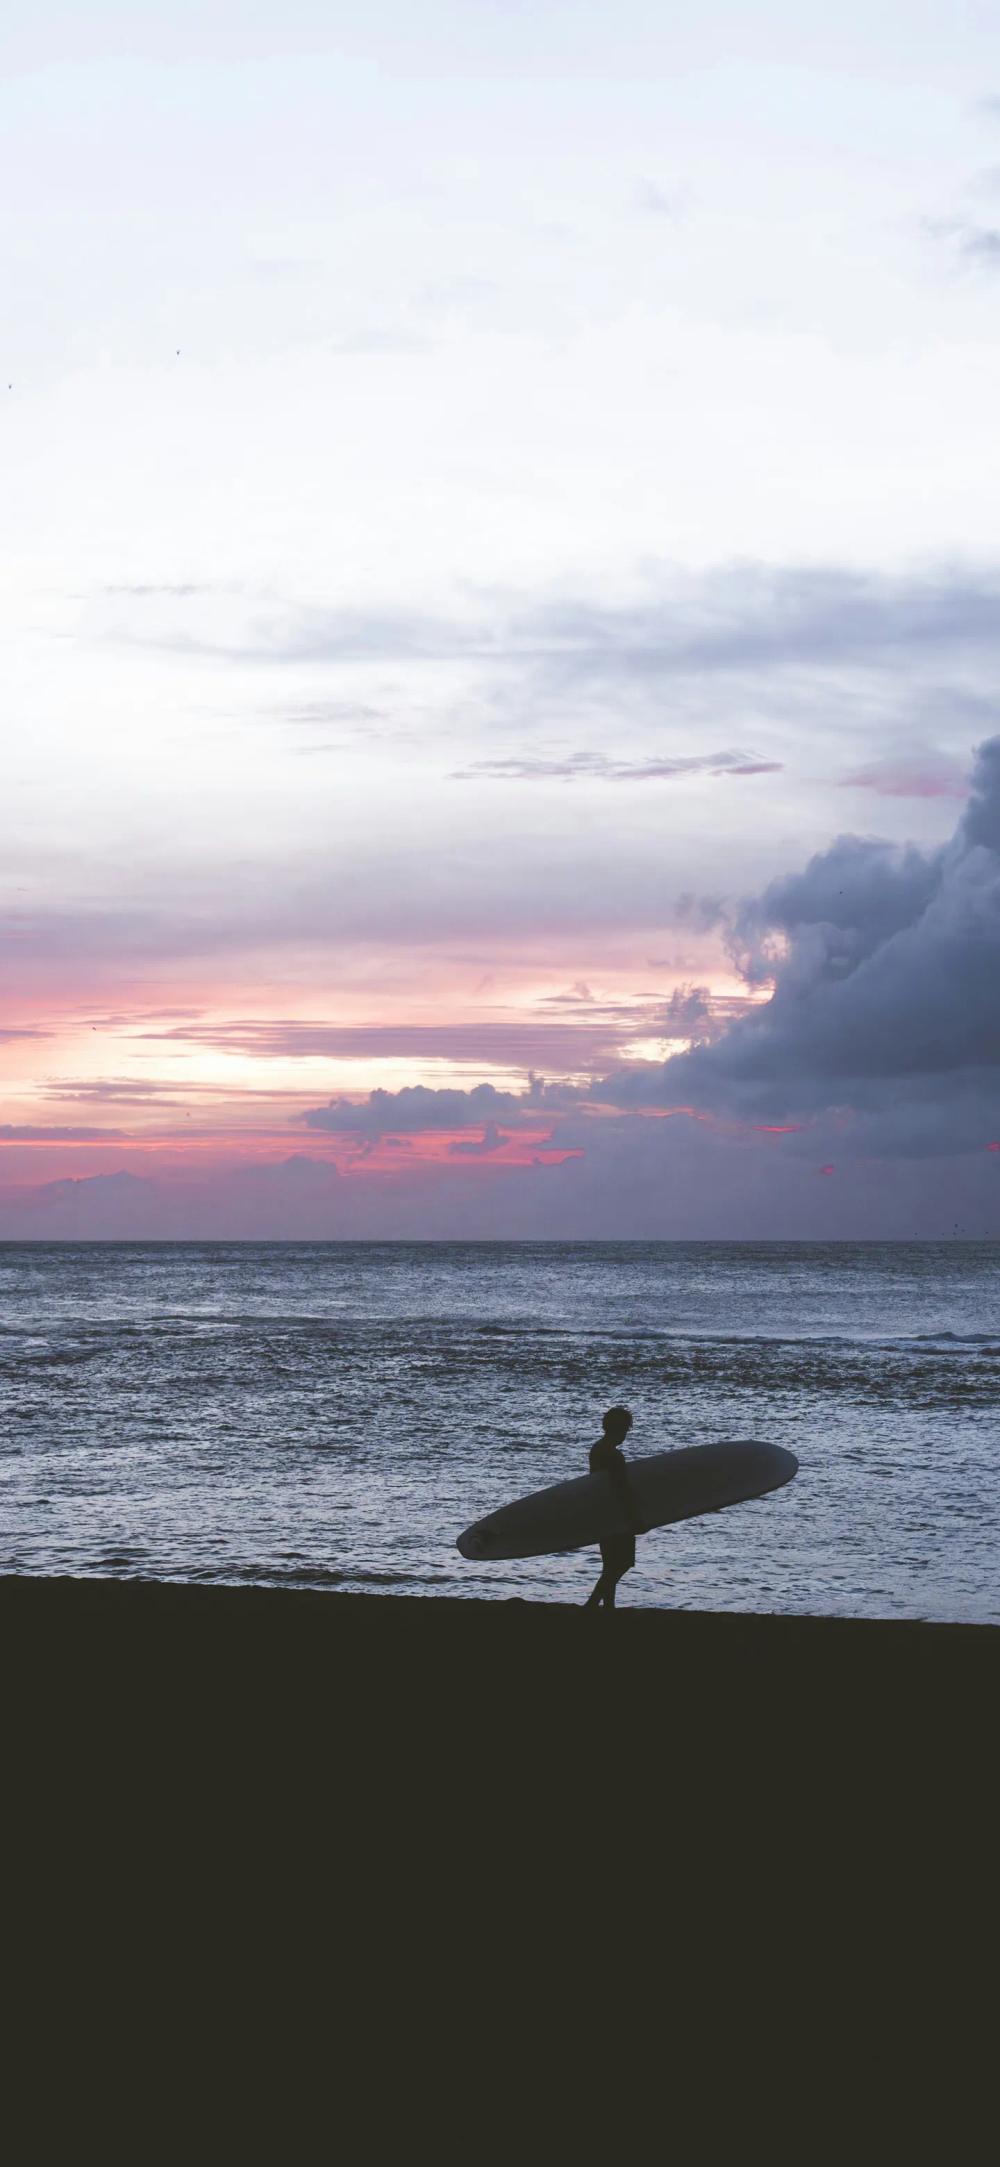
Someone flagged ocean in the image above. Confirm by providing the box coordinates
[1,1240,997,1622]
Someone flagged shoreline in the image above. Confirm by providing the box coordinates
[6,1566,997,1635]
[8,1574,996,1782]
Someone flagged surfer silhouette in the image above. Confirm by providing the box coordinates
[585,1406,644,1608]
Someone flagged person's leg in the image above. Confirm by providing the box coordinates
[585,1572,607,1607]
[607,1556,635,1609]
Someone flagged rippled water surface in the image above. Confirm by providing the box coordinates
[1,1241,997,1619]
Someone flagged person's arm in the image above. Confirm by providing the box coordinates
[608,1452,646,1534]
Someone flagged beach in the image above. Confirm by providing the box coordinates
[9,1574,995,1857]
[6,1571,994,2144]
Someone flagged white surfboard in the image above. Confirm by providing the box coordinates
[456,1439,798,1563]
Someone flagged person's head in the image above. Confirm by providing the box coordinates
[601,1405,633,1445]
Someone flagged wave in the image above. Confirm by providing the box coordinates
[913,1331,1000,1344]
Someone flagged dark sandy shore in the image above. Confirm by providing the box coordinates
[7,1573,996,1842]
[5,1576,995,2129]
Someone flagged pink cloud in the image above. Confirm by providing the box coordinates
[839,756,968,800]
[0,1125,127,1141]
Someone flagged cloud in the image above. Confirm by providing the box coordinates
[267,700,385,729]
[0,1162,340,1240]
[243,257,323,285]
[660,985,712,1034]
[0,852,724,974]
[331,330,431,355]
[635,180,685,218]
[513,569,1000,685]
[150,1016,669,1071]
[448,1121,510,1154]
[43,1082,187,1108]
[450,749,782,783]
[301,1080,579,1136]
[235,1154,339,1185]
[88,588,479,664]
[44,1171,150,1192]
[3,1113,996,1240]
[415,276,501,308]
[0,1124,127,1140]
[67,561,1000,984]
[838,752,969,799]
[962,225,1000,264]
[593,736,1000,1157]
[35,560,1000,992]
[3,1170,156,1233]
[94,562,1000,677]
[926,212,1000,271]
[964,733,1000,848]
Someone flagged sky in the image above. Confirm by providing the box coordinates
[3,1,1000,1237]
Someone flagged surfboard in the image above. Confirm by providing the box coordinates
[456,1439,798,1562]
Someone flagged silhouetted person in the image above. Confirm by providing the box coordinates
[585,1406,644,1608]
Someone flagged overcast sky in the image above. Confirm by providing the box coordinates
[3,2,1000,1235]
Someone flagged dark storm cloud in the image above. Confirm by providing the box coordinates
[963,733,1000,847]
[595,738,1000,1155]
[728,838,945,988]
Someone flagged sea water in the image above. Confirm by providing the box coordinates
[0,1241,997,1621]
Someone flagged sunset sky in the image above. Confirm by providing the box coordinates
[3,2,1000,1236]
